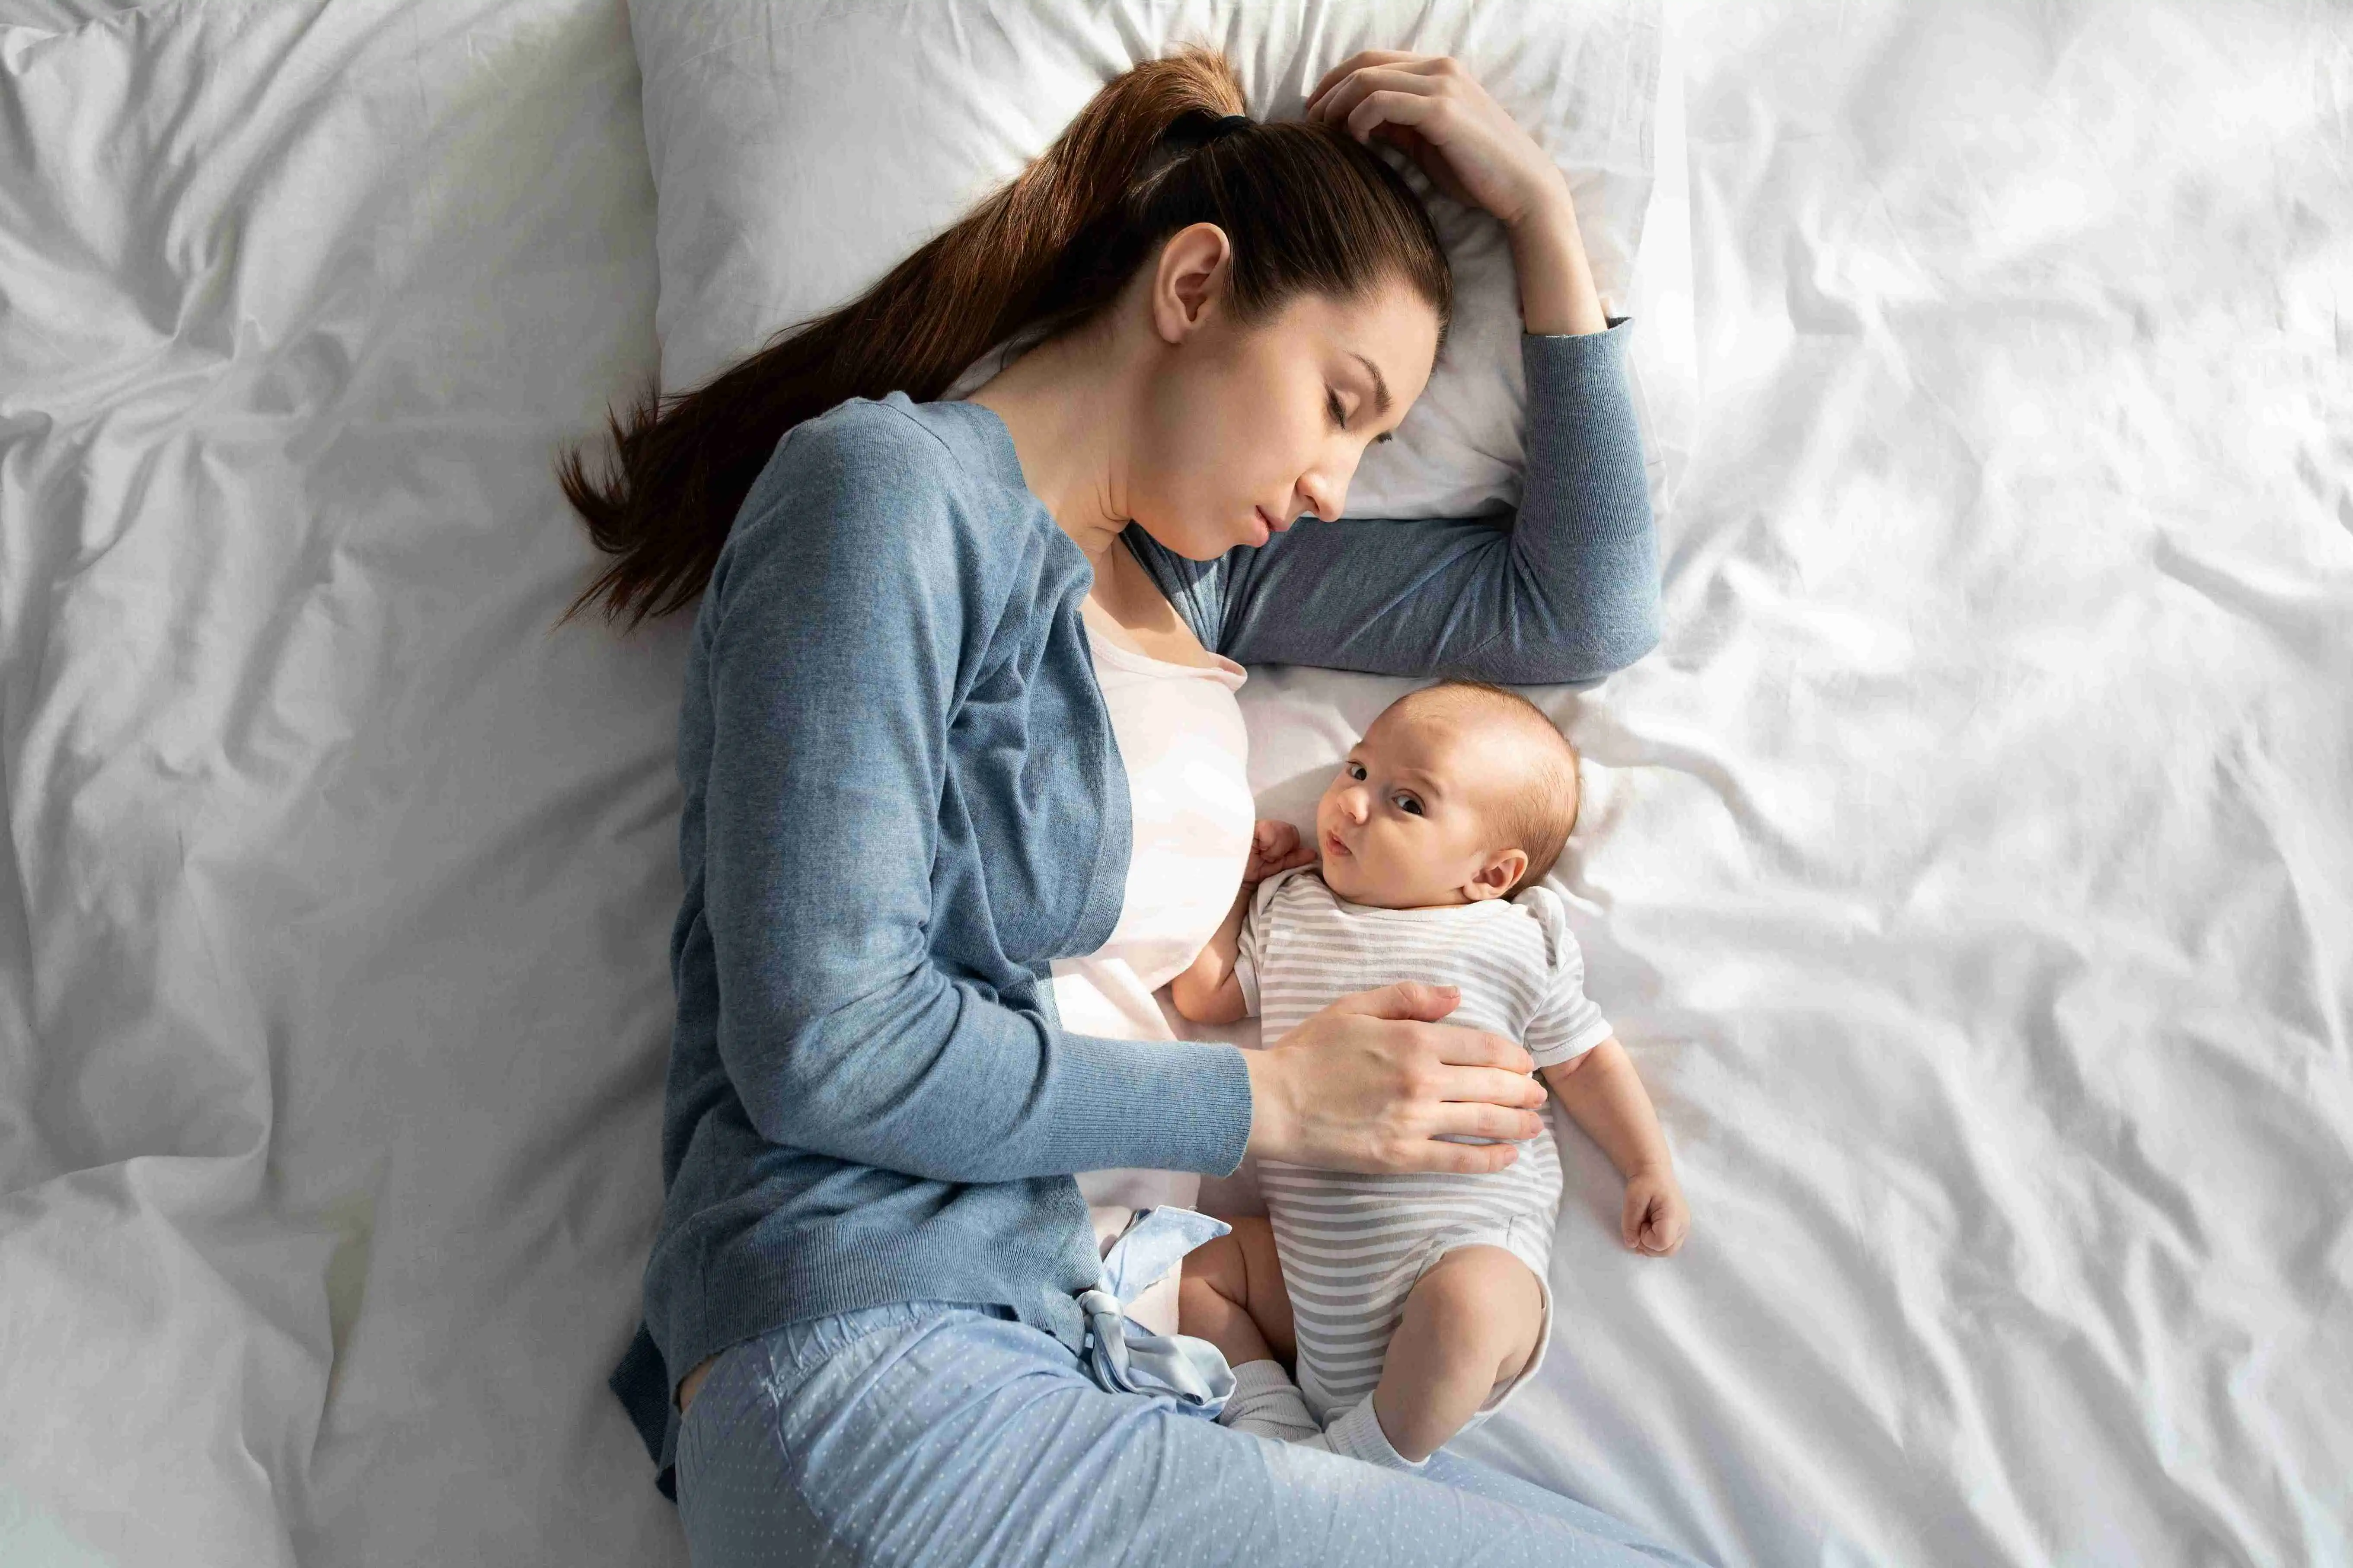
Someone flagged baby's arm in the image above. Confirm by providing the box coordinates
[1169,820,1314,1025]
[1169,884,1252,1024]
[1541,1039,1692,1256]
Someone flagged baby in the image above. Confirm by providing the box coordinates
[1171,678,1690,1471]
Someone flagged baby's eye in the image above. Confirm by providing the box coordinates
[1344,762,1366,781]
[1392,793,1424,817]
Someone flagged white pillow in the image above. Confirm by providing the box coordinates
[629,0,1662,520]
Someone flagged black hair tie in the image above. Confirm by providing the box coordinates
[1165,110,1254,153]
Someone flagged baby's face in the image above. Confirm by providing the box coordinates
[1313,705,1520,909]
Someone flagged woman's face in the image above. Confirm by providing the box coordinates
[1127,224,1442,561]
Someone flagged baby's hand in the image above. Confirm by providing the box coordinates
[1244,819,1318,885]
[1622,1167,1690,1257]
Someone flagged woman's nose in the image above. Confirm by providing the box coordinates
[1297,468,1347,523]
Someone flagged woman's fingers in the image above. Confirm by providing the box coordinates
[1400,1138,1521,1176]
[1309,66,1451,137]
[1327,978,1462,1024]
[1432,1061,1547,1112]
[1416,1022,1536,1079]
[1305,49,1439,111]
[1304,51,1561,228]
[1426,1099,1545,1143]
[1309,48,1426,96]
[1347,90,1448,150]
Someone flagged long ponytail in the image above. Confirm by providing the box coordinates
[558,45,1450,630]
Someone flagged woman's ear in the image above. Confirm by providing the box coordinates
[1151,222,1233,343]
[1462,848,1529,903]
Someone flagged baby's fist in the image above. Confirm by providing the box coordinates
[1245,819,1317,885]
[1622,1168,1689,1257]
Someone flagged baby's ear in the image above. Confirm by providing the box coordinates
[1465,848,1529,902]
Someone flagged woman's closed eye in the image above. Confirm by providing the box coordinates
[1327,389,1397,445]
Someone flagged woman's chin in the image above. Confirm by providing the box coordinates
[1133,509,1274,560]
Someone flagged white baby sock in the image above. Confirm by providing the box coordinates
[1220,1363,1430,1475]
[1216,1359,1321,1443]
[1306,1394,1430,1474]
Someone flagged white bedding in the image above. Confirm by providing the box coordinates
[630,0,1663,523]
[2,3,2347,1566]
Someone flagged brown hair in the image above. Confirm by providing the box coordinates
[556,45,1453,630]
[1395,678,1582,894]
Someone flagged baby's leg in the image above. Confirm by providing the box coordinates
[1177,1215,1296,1370]
[1371,1245,1545,1463]
[1181,1218,1321,1443]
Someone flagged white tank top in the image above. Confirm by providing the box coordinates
[1054,596,1254,1330]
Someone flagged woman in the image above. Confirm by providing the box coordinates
[563,43,1695,1567]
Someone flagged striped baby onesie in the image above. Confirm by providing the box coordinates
[1233,867,1614,1426]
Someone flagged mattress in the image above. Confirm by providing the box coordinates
[1,2,2346,1565]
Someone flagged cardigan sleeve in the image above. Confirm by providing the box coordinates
[1125,321,1659,683]
[693,412,1252,1186]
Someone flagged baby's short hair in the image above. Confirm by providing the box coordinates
[1389,678,1581,894]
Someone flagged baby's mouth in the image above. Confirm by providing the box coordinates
[1322,830,1352,859]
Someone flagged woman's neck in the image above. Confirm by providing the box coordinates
[967,326,1141,572]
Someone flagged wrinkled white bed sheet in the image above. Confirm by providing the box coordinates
[1,3,2347,1566]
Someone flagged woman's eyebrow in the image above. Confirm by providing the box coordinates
[1349,353,1393,417]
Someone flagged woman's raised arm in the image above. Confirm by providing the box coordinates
[1125,316,1658,682]
[1195,320,1657,682]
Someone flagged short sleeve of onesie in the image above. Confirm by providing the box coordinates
[1230,866,1308,1019]
[1513,885,1615,1069]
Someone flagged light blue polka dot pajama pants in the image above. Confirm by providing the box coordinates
[674,1300,1709,1567]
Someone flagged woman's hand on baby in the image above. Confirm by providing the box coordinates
[1244,819,1318,885]
[1305,52,1572,231]
[1243,980,1549,1174]
[1622,1166,1690,1256]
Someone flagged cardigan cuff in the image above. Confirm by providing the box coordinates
[1044,1033,1254,1179]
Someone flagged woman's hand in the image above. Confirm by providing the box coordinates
[1243,980,1548,1173]
[1306,51,1606,334]
[1244,819,1318,886]
[1305,51,1571,231]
